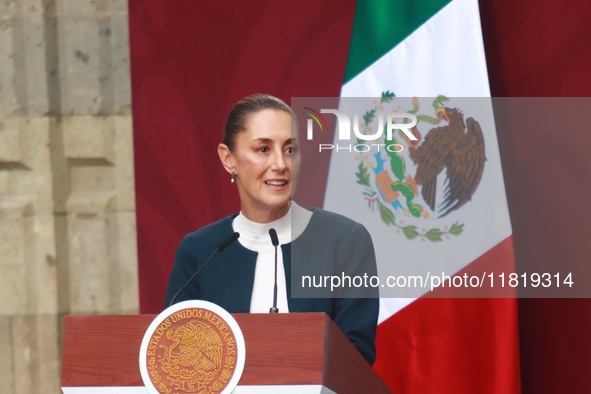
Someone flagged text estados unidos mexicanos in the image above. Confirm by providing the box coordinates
[300,272,574,292]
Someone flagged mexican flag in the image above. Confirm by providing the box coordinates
[323,0,521,392]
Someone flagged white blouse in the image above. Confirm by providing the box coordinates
[232,202,312,313]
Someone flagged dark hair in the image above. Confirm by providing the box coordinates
[224,94,297,151]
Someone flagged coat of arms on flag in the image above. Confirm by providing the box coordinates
[355,94,487,242]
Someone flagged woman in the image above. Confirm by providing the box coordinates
[165,94,379,364]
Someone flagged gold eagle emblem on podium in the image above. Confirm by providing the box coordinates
[160,320,224,392]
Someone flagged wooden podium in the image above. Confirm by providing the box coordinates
[62,312,391,393]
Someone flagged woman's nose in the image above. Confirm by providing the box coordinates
[271,150,287,171]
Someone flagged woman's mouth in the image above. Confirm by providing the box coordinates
[265,180,288,187]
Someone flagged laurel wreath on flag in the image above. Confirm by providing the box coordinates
[354,91,464,242]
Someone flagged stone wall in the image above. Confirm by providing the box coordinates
[0,1,137,392]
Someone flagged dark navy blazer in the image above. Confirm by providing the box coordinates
[165,208,379,364]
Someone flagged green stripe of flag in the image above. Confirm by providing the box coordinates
[344,0,452,84]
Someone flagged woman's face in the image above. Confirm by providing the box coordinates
[223,109,300,223]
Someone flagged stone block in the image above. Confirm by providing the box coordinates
[62,116,114,163]
[0,118,57,214]
[66,209,112,314]
[56,0,100,17]
[21,0,46,16]
[63,206,138,314]
[0,317,16,394]
[0,196,34,314]
[66,190,115,213]
[0,19,20,117]
[0,1,18,18]
[21,15,50,116]
[0,119,30,169]
[113,115,135,211]
[104,14,132,114]
[12,315,60,394]
[115,211,139,313]
[58,16,102,115]
[69,164,115,195]
[28,214,58,315]
[56,3,131,116]
[0,197,57,316]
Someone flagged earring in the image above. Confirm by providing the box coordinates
[231,171,236,185]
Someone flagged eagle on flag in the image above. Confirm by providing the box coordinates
[409,106,486,217]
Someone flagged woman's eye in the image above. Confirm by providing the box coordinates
[257,146,269,153]
[286,146,299,155]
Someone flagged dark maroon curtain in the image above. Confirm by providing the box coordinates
[479,1,591,393]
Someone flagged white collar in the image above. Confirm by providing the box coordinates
[233,202,312,250]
